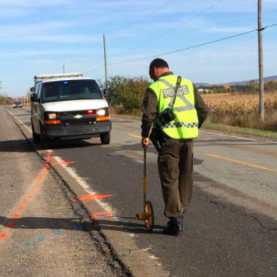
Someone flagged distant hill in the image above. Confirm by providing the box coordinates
[195,75,277,87]
[194,83,210,87]
[227,76,277,85]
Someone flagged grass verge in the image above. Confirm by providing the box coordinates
[203,122,277,139]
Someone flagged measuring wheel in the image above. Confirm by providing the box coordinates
[144,201,154,232]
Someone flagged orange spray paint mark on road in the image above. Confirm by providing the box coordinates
[51,161,75,166]
[0,153,53,248]
[0,233,8,239]
[75,194,113,202]
[92,212,113,218]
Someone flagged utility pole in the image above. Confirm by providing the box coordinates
[0,82,3,103]
[63,64,65,73]
[103,34,108,88]
[258,0,264,121]
[27,90,30,106]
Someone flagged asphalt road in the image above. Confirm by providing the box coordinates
[2,106,277,277]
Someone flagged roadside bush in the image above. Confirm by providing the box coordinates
[99,76,150,113]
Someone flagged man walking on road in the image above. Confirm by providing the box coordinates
[141,58,209,236]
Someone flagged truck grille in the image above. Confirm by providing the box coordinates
[60,111,96,126]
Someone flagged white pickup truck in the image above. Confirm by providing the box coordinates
[30,73,111,149]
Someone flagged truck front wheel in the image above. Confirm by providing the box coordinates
[32,123,41,143]
[40,124,51,149]
[100,132,110,145]
[40,133,51,149]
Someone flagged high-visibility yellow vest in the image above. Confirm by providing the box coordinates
[150,75,199,139]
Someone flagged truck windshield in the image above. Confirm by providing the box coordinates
[41,80,103,103]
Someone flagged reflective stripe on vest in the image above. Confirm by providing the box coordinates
[158,79,195,112]
[149,75,199,139]
[161,122,199,129]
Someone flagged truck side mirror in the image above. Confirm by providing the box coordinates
[30,87,35,92]
[103,88,111,97]
[30,93,38,102]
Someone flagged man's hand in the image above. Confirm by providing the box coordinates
[141,137,150,149]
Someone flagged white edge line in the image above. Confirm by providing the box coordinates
[53,156,116,216]
[7,109,32,133]
[200,130,255,141]
[17,118,32,133]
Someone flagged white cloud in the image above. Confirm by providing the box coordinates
[0,33,101,44]
[0,48,100,58]
[0,20,77,34]
[0,0,72,8]
[0,8,34,19]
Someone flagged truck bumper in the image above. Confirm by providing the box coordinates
[42,121,111,139]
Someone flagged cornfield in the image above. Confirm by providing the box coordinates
[202,92,277,131]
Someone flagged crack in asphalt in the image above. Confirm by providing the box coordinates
[206,198,277,233]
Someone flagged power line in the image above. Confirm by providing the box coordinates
[105,0,178,34]
[111,0,224,57]
[84,65,105,74]
[84,23,277,74]
[109,23,277,66]
[86,0,224,74]
[108,29,259,66]
[263,22,277,29]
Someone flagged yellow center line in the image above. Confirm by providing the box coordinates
[206,154,277,174]
[128,134,142,139]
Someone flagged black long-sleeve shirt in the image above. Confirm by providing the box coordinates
[141,72,209,137]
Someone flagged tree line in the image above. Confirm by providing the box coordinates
[199,80,277,94]
[0,93,13,105]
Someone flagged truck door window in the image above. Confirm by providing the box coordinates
[34,82,41,101]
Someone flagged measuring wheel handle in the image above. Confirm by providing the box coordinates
[136,213,144,220]
[144,201,154,232]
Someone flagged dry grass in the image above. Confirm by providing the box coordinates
[202,92,277,131]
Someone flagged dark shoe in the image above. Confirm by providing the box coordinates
[163,218,183,236]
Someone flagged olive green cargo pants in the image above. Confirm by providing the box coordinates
[158,139,193,219]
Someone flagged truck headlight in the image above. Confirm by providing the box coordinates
[97,109,106,116]
[48,113,57,119]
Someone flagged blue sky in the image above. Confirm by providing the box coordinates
[0,0,277,98]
